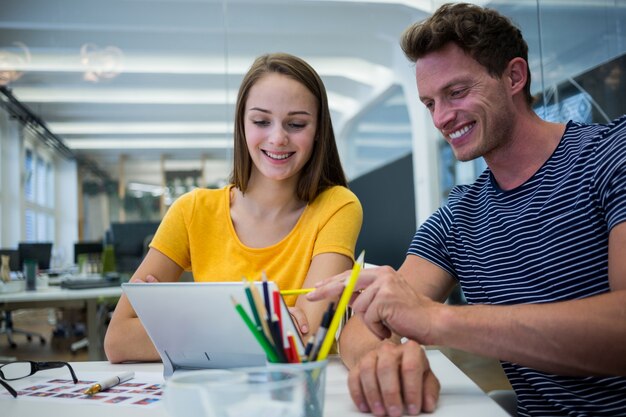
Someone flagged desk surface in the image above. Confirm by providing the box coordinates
[1,286,123,360]
[1,351,507,416]
[0,286,122,303]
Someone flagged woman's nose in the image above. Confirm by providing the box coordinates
[268,126,289,146]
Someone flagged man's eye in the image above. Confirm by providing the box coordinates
[450,88,467,98]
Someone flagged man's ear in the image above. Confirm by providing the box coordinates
[506,57,528,96]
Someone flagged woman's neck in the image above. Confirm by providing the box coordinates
[235,174,305,219]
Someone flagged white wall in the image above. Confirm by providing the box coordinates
[0,109,22,248]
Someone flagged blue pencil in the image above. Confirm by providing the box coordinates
[262,272,272,321]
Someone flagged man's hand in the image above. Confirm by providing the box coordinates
[351,267,442,344]
[349,339,440,416]
[309,266,442,344]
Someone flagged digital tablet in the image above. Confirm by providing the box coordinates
[122,281,304,377]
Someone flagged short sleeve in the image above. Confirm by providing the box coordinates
[149,190,196,269]
[595,119,626,231]
[407,207,457,279]
[312,187,363,261]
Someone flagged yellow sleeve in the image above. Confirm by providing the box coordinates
[312,187,363,261]
[149,190,196,270]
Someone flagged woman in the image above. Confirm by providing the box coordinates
[104,53,362,363]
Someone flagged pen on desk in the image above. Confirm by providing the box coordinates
[84,371,135,395]
[279,288,315,296]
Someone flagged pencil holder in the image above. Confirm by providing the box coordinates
[268,359,328,417]
[164,368,305,417]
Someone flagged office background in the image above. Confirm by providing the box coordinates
[0,0,625,269]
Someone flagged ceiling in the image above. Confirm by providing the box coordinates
[1,0,624,187]
[0,0,430,186]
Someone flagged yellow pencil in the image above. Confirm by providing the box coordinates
[279,288,315,296]
[315,250,364,361]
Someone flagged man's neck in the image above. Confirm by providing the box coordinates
[486,113,566,191]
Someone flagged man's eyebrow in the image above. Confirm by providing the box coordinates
[419,78,472,101]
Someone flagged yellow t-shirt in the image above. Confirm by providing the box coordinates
[150,185,362,305]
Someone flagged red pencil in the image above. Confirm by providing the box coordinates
[273,290,283,341]
[287,332,301,363]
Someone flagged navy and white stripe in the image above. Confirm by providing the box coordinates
[409,115,626,416]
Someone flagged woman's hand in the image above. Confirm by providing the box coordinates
[287,306,310,337]
[129,274,160,283]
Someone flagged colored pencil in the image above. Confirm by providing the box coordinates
[279,288,315,296]
[272,290,283,342]
[245,278,273,345]
[231,296,280,363]
[261,271,272,320]
[287,332,301,363]
[315,250,364,361]
[243,278,262,328]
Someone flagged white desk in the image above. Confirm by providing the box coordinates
[0,351,508,416]
[0,286,122,360]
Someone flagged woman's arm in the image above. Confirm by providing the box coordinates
[104,248,183,363]
[293,252,352,341]
[293,189,363,340]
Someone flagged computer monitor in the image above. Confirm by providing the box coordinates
[18,242,53,271]
[109,221,160,273]
[0,249,20,271]
[74,241,104,264]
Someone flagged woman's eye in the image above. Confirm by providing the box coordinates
[289,123,306,129]
[253,120,269,126]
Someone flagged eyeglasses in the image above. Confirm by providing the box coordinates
[0,361,78,398]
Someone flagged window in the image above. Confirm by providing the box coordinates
[23,144,55,242]
[341,85,413,180]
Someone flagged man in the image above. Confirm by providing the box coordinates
[308,3,626,416]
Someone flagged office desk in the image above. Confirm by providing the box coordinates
[0,351,508,416]
[0,287,122,360]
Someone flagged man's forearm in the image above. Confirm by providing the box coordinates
[433,290,626,376]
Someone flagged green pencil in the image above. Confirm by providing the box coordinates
[243,278,263,328]
[231,296,280,363]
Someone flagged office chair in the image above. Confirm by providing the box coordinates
[0,311,47,349]
[0,249,47,349]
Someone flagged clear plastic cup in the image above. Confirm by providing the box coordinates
[268,360,328,417]
[164,367,306,417]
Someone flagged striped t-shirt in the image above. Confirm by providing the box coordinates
[409,116,626,416]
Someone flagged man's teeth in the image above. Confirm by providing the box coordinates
[264,151,292,160]
[449,124,472,139]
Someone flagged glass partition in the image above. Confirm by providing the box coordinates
[439,0,626,202]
